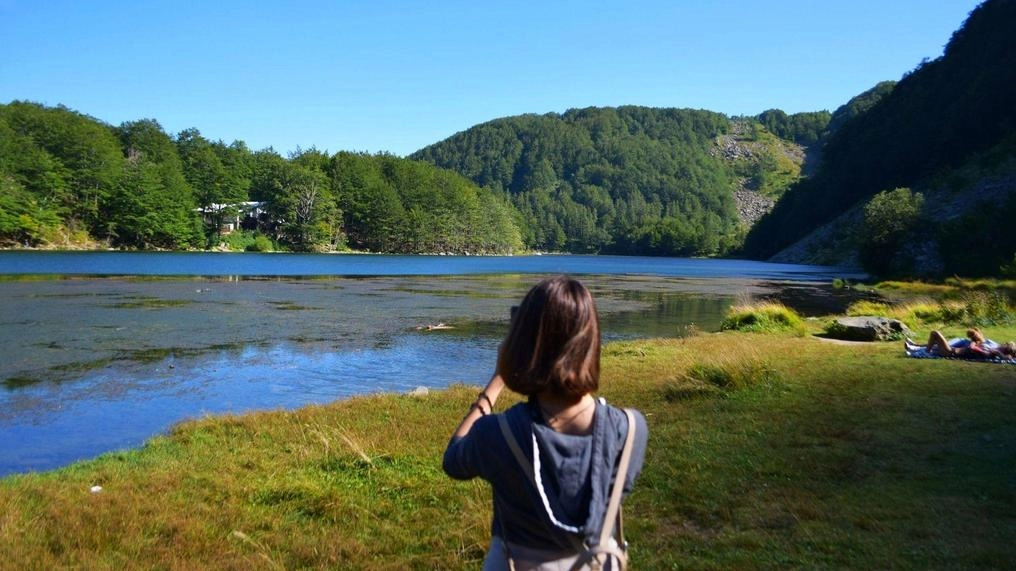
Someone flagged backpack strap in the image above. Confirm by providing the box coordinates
[581,408,636,571]
[498,413,534,485]
[599,409,637,548]
[498,408,638,571]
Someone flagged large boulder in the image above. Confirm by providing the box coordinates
[827,316,913,342]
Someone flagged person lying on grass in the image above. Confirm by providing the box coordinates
[908,328,1016,359]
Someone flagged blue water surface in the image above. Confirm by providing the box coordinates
[0,251,865,280]
[0,254,865,477]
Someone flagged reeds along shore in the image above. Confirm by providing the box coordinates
[1,313,1014,569]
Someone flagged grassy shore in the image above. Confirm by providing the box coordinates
[1,322,1014,569]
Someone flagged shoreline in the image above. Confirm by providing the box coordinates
[1,328,1013,568]
[0,242,542,256]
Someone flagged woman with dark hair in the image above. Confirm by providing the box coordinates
[443,276,648,570]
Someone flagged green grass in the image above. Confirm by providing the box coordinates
[1,328,1014,569]
[720,301,807,336]
[846,283,1016,329]
[873,278,1016,302]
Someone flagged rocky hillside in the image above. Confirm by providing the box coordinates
[742,0,1016,277]
[712,120,805,227]
[770,152,1016,277]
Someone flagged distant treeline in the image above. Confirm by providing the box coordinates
[412,107,801,256]
[742,0,1016,277]
[0,101,522,253]
[7,3,1013,271]
[0,99,820,256]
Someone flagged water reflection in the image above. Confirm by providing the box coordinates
[0,274,869,476]
[601,293,731,340]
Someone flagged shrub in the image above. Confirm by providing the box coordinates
[859,187,924,276]
[841,293,1015,328]
[220,231,275,252]
[844,298,948,327]
[247,234,275,252]
[906,300,947,323]
[1002,254,1016,278]
[937,194,1016,277]
[941,290,1015,326]
[874,292,1015,327]
[720,302,806,335]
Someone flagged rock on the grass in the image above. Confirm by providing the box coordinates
[828,316,913,342]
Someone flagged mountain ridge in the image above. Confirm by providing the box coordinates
[411,106,813,256]
[743,0,1016,277]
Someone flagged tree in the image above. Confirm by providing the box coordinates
[328,151,521,254]
[859,187,924,276]
[1,102,524,254]
[104,155,202,249]
[757,109,832,146]
[176,128,249,241]
[0,174,62,246]
[0,101,123,234]
[254,155,339,251]
[107,120,202,248]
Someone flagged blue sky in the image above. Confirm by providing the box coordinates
[1,0,982,157]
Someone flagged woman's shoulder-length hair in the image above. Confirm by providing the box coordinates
[497,275,600,398]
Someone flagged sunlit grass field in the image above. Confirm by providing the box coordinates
[1,318,1014,569]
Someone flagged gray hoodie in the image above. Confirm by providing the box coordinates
[444,400,648,551]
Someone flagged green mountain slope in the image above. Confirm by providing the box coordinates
[411,106,811,256]
[742,0,1016,277]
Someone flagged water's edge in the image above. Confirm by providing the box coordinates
[0,255,868,476]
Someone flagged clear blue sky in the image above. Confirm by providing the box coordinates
[0,0,983,157]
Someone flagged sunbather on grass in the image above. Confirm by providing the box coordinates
[909,328,1016,359]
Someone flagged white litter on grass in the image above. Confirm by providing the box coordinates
[90,485,103,494]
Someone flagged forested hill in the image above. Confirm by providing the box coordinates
[742,0,1016,277]
[410,107,818,256]
[0,102,523,254]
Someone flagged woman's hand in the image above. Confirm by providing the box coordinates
[449,373,506,440]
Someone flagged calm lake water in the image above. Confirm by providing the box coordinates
[0,252,867,477]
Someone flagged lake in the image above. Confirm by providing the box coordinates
[0,252,867,477]
[0,250,866,279]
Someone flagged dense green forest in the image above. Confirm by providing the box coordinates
[0,102,522,254]
[756,109,831,147]
[0,100,812,256]
[411,107,813,256]
[742,0,1016,277]
[5,1,1010,271]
